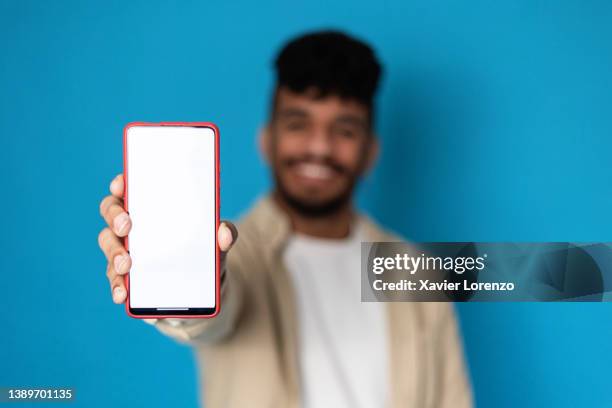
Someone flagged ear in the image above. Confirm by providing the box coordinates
[363,134,379,174]
[258,125,272,165]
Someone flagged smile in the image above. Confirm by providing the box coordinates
[293,163,336,181]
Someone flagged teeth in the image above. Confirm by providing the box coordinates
[295,163,334,180]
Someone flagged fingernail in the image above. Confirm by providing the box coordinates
[110,178,120,193]
[219,224,231,248]
[114,213,130,235]
[113,286,126,303]
[114,254,129,275]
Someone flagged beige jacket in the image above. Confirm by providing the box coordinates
[153,196,473,408]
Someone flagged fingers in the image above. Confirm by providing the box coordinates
[109,174,125,199]
[98,227,131,275]
[103,174,128,305]
[106,263,127,304]
[99,195,131,237]
[218,221,238,252]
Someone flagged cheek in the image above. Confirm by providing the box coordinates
[273,136,305,162]
[334,141,367,172]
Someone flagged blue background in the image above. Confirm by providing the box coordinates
[2,0,612,406]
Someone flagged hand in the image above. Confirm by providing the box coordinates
[97,174,237,305]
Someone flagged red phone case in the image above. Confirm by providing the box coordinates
[122,122,221,319]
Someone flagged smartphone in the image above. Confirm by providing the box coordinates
[123,122,220,318]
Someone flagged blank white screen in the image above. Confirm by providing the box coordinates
[126,125,216,309]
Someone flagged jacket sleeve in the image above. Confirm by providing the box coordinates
[436,304,474,408]
[146,265,244,345]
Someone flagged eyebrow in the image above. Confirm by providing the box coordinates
[276,108,309,120]
[276,108,369,130]
[334,115,368,130]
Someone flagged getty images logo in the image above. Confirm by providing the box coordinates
[371,253,488,275]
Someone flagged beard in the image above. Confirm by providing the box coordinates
[273,155,359,217]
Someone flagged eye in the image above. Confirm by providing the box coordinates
[285,121,308,132]
[334,127,357,139]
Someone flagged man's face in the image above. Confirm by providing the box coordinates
[265,87,377,215]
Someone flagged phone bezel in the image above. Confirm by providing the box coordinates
[122,122,220,319]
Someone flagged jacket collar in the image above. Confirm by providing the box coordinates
[247,194,293,253]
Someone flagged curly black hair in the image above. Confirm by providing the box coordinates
[273,30,382,124]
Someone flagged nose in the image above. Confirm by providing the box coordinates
[305,129,333,158]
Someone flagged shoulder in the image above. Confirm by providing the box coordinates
[235,195,290,243]
[226,196,290,273]
[357,212,404,242]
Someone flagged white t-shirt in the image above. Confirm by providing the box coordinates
[283,224,388,408]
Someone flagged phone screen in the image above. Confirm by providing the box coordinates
[124,124,218,317]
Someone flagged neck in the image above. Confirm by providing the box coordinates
[272,191,354,239]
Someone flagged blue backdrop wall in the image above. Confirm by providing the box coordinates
[2,1,612,406]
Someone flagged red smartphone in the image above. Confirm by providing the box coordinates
[123,122,220,318]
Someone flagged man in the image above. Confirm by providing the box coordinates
[98,30,472,408]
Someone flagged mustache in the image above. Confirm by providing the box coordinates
[282,156,349,175]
